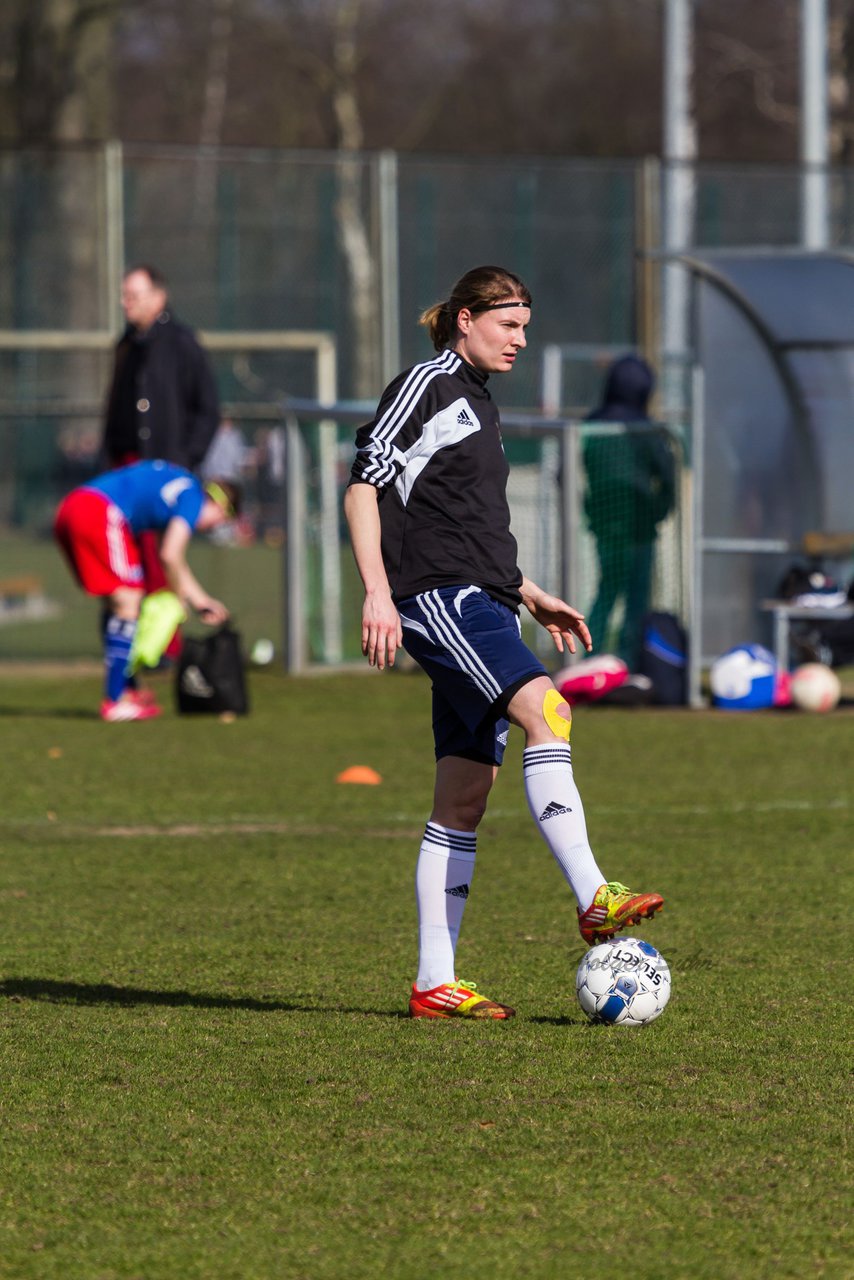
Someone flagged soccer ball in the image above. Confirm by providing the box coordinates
[790,662,841,713]
[576,937,671,1026]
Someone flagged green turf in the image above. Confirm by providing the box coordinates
[0,530,293,662]
[0,671,851,1279]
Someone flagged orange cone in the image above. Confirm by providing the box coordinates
[336,765,382,785]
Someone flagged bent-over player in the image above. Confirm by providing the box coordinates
[55,459,235,721]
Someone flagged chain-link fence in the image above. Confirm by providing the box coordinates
[279,405,687,676]
[1,143,852,669]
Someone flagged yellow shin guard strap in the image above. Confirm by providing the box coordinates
[543,688,571,741]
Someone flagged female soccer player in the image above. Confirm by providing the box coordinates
[344,265,663,1019]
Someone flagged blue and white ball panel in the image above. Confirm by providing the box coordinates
[576,937,671,1027]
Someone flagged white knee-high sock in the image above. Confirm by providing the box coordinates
[414,822,477,991]
[523,744,604,910]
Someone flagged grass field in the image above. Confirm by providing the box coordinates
[0,669,851,1279]
[0,531,294,663]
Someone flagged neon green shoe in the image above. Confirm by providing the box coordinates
[409,979,515,1020]
[577,881,663,945]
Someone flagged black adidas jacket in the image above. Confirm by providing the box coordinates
[349,350,523,607]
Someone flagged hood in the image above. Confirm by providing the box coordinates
[588,354,654,421]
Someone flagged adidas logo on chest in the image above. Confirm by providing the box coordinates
[434,397,480,439]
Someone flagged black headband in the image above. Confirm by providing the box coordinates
[476,300,531,312]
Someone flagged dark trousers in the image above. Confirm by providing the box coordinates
[587,537,654,670]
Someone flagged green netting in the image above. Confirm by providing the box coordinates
[0,146,702,666]
[0,410,687,670]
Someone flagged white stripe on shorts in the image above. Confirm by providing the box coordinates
[416,589,503,702]
[106,504,131,580]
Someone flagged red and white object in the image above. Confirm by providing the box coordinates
[555,655,629,705]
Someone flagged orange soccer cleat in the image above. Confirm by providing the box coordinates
[577,881,663,946]
[409,979,516,1020]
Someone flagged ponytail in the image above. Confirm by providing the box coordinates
[419,301,455,352]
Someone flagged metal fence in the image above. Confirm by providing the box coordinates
[5,147,854,363]
[281,407,688,680]
[2,143,853,676]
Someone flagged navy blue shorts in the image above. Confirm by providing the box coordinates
[397,585,547,766]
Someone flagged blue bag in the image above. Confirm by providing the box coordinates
[639,611,688,706]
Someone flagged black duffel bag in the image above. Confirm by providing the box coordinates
[175,624,249,715]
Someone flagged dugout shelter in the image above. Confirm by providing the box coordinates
[680,248,854,672]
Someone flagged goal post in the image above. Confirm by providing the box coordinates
[0,327,336,396]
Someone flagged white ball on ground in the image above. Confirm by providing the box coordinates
[251,638,275,665]
[576,937,671,1026]
[790,662,841,713]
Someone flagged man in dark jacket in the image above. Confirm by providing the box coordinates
[583,354,676,669]
[102,265,221,654]
[103,264,220,471]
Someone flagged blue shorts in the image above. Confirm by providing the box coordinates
[397,585,547,766]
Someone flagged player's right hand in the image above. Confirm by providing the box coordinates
[361,592,402,670]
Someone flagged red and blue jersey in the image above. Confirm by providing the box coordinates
[85,460,205,534]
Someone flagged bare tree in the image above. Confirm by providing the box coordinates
[227,0,386,392]
[829,3,854,163]
[0,0,124,521]
[7,0,851,166]
[0,0,119,143]
[330,0,379,397]
[194,0,236,217]
[0,0,121,334]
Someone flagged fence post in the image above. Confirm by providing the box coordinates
[317,338,341,665]
[541,344,563,415]
[560,422,583,633]
[103,139,125,332]
[688,362,705,707]
[377,149,400,389]
[283,413,308,673]
[635,156,661,365]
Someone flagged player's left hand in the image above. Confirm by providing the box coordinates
[520,581,592,655]
[196,597,230,625]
